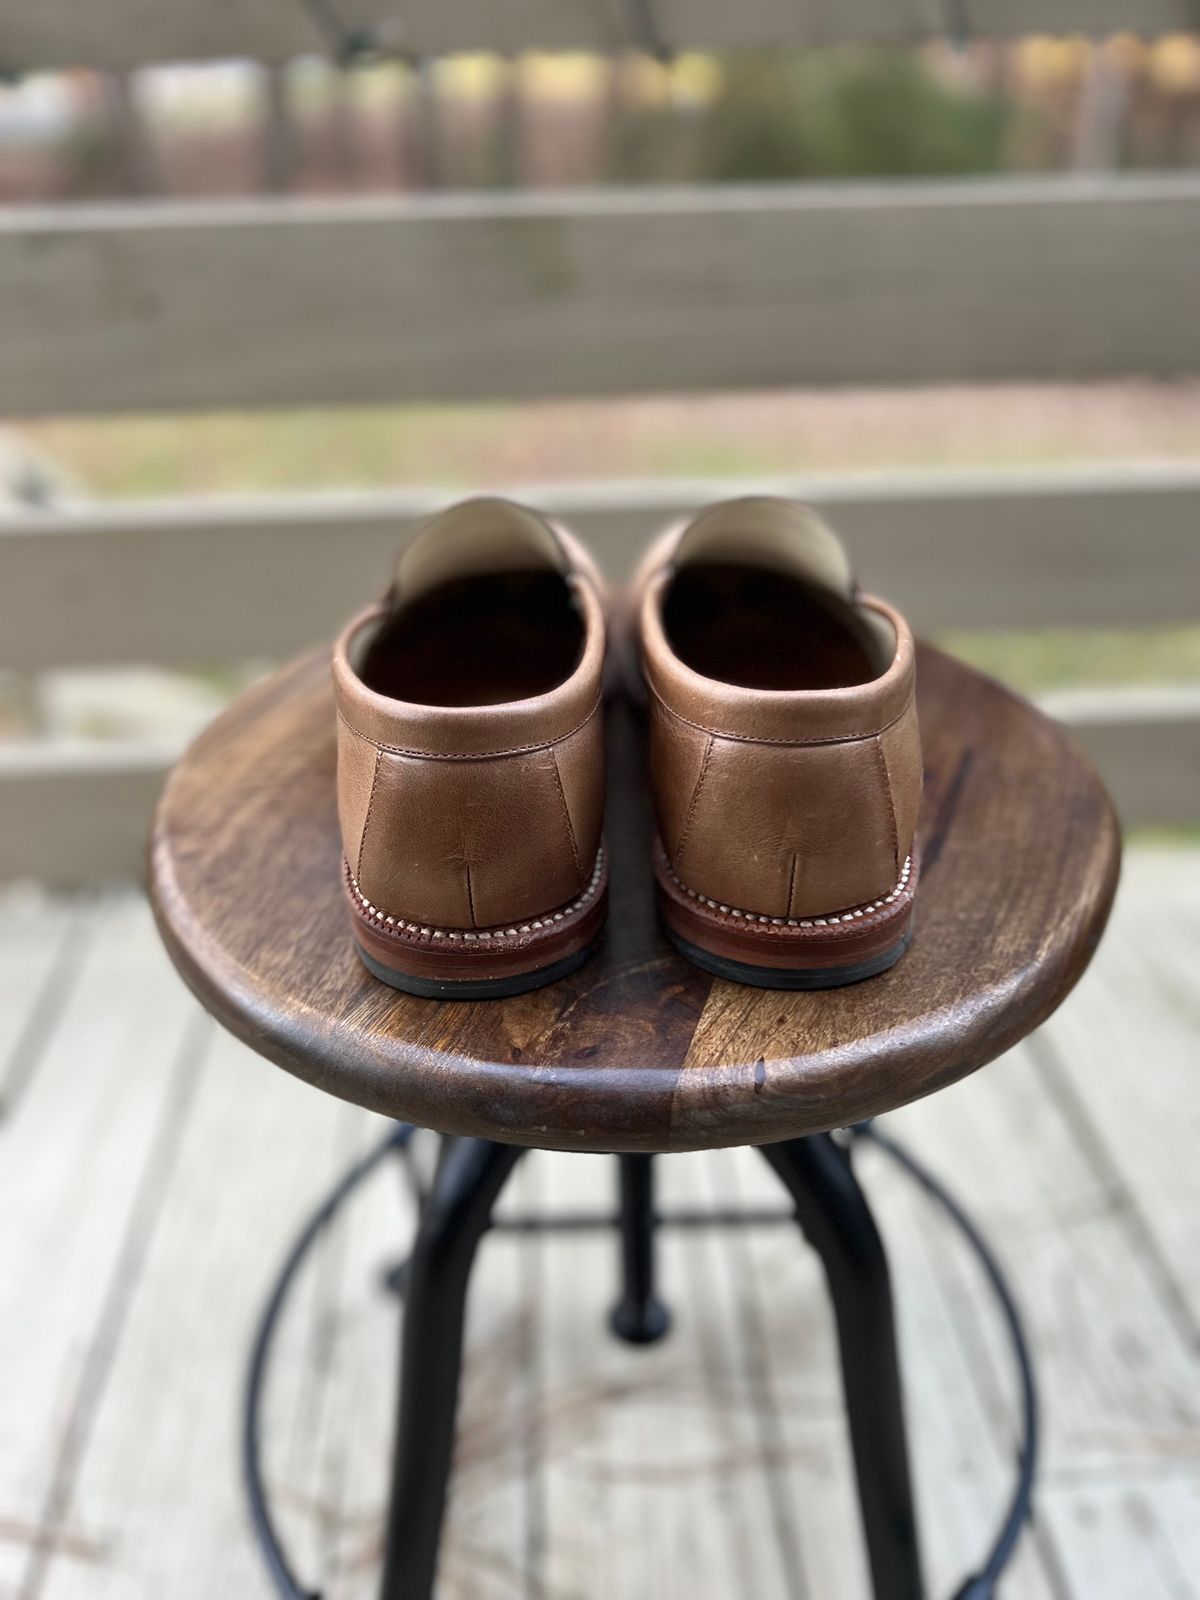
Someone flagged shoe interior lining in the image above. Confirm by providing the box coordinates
[356,569,585,707]
[662,563,889,691]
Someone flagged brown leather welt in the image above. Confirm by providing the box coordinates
[646,681,917,748]
[335,694,602,761]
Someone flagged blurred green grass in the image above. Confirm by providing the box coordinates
[937,625,1200,694]
[20,384,1200,496]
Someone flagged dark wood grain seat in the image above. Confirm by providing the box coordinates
[150,644,1120,1154]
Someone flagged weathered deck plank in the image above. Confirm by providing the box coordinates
[885,1042,1200,1484]
[1039,1473,1200,1600]
[1038,852,1200,1335]
[0,898,201,1595]
[534,1149,794,1600]
[683,1147,860,1600]
[0,893,81,1113]
[2,853,1197,1599]
[35,1017,355,1600]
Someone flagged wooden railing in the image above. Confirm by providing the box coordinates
[1,7,1198,883]
[4,179,1200,413]
[3,1,1196,70]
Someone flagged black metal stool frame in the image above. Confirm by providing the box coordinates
[244,1125,1037,1600]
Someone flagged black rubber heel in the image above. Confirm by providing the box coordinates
[666,928,912,991]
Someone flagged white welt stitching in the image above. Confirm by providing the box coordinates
[666,855,912,929]
[347,847,605,941]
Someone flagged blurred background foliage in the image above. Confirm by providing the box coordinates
[2,36,1199,202]
[619,49,1012,183]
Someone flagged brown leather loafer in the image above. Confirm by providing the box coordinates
[633,497,921,990]
[334,498,608,998]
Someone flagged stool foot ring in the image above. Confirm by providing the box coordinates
[244,1125,1038,1600]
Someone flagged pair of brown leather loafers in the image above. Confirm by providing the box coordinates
[334,496,921,999]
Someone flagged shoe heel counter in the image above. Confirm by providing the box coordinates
[350,734,599,931]
[651,702,911,919]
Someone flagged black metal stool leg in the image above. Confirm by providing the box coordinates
[609,1153,671,1344]
[759,1133,924,1600]
[379,1136,523,1600]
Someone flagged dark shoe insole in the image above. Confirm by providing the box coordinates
[662,563,879,691]
[359,570,585,708]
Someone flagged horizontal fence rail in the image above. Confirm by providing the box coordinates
[0,741,174,888]
[2,464,1198,880]
[2,177,1200,415]
[1039,686,1200,829]
[3,465,1200,671]
[1,1,1196,72]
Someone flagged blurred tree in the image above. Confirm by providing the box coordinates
[692,48,1013,182]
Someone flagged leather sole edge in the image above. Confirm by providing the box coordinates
[354,936,602,998]
[655,838,918,986]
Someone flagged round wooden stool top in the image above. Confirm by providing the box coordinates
[150,645,1119,1154]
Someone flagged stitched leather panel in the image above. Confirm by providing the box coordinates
[356,747,583,929]
[672,733,901,919]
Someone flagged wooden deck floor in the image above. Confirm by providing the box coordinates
[1,848,1198,1600]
